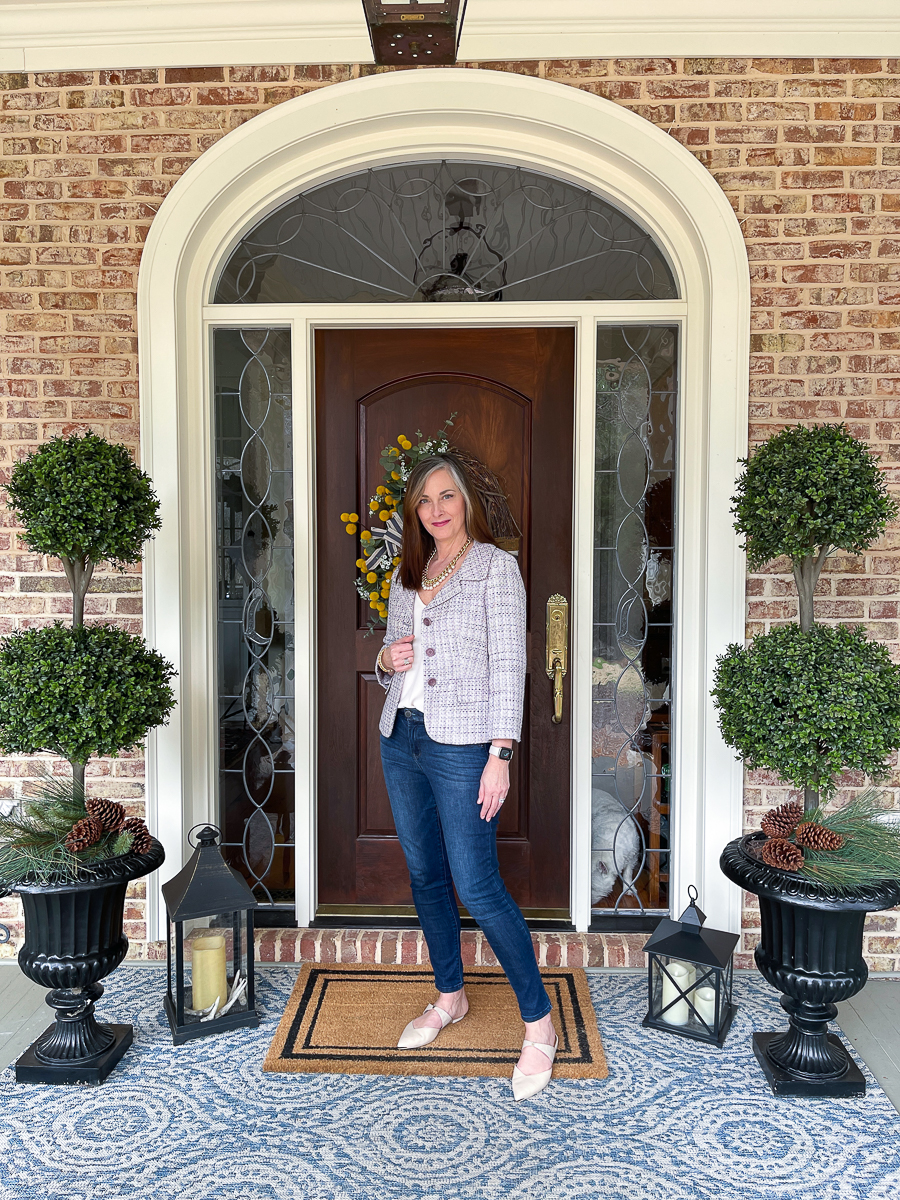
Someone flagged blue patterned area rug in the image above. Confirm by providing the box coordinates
[1,967,899,1200]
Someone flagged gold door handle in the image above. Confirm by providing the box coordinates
[545,594,568,725]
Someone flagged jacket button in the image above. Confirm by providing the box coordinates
[422,617,432,626]
[428,677,437,686]
[425,647,435,657]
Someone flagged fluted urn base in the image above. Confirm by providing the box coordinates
[13,839,164,1086]
[721,834,900,1098]
[16,981,133,1084]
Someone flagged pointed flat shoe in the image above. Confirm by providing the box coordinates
[397,1003,465,1049]
[511,1035,559,1101]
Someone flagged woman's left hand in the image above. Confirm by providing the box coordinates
[478,755,509,821]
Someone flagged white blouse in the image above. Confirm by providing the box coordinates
[397,593,426,713]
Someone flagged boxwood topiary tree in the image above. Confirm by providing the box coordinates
[0,433,174,800]
[713,423,900,813]
[729,422,897,633]
[5,432,161,628]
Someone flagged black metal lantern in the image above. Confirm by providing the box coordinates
[642,886,739,1047]
[162,826,259,1044]
[362,1,467,66]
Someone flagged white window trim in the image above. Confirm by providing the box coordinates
[2,1,898,71]
[138,67,749,939]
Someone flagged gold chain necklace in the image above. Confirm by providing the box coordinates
[421,537,472,590]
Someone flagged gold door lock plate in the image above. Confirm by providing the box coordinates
[545,594,568,724]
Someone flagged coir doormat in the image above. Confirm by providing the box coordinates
[262,962,608,1079]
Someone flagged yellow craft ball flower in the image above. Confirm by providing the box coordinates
[360,530,372,541]
[369,591,379,602]
[376,485,387,495]
[389,447,399,456]
[392,555,400,565]
[340,512,350,523]
[391,471,400,480]
[345,523,357,535]
[366,571,377,583]
[349,512,359,522]
[369,500,379,511]
[378,509,389,521]
[356,558,366,570]
[369,599,378,609]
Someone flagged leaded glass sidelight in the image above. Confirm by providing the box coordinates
[214,160,677,305]
[592,326,677,917]
[214,328,295,922]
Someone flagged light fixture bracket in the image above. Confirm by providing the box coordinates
[362,1,467,66]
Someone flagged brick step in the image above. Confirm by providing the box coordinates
[254,928,652,968]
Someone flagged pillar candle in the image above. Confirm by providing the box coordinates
[693,985,717,1028]
[191,932,228,1011]
[660,961,690,1025]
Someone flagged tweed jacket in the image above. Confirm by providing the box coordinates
[376,540,526,744]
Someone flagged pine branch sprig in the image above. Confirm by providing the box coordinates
[796,791,900,889]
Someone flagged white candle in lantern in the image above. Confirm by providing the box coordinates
[191,931,228,1011]
[674,960,696,991]
[660,961,690,1025]
[693,985,717,1028]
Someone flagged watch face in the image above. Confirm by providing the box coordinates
[499,747,512,760]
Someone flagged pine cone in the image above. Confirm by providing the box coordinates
[761,802,804,839]
[85,797,126,832]
[121,817,153,856]
[65,816,104,853]
[795,821,845,851]
[761,837,805,872]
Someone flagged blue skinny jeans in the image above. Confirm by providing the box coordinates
[380,708,551,1023]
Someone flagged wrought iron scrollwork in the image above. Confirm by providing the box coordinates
[215,160,678,306]
[215,329,295,912]
[592,326,677,916]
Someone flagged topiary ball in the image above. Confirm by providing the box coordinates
[731,422,898,571]
[712,622,900,798]
[6,432,161,569]
[0,623,176,767]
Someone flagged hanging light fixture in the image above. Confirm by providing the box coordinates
[362,2,467,67]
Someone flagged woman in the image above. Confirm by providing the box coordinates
[375,453,557,1101]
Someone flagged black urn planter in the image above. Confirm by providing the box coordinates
[721,833,900,1097]
[13,837,165,1085]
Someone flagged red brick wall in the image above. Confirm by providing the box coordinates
[2,57,900,966]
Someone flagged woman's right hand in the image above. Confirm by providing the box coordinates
[382,634,416,673]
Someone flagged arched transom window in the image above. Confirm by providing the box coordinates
[215,160,678,305]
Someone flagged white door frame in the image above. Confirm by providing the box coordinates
[138,68,749,939]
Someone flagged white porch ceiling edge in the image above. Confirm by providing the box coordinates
[1,0,899,73]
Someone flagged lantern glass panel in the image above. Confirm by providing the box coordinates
[646,952,735,1046]
[165,910,258,1044]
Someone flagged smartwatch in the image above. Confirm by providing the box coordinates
[489,745,513,761]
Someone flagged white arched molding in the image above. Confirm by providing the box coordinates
[138,68,749,939]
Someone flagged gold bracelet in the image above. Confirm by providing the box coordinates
[378,646,394,675]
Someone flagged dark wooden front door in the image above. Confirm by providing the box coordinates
[315,327,574,918]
